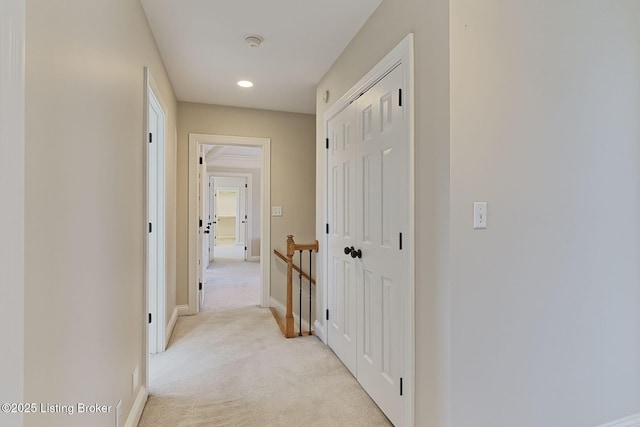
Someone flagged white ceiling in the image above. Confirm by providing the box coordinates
[204,145,262,170]
[140,0,382,114]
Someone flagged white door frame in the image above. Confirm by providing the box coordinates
[188,134,271,313]
[318,34,415,425]
[144,67,167,357]
[210,173,252,260]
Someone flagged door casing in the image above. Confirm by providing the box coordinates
[188,134,271,313]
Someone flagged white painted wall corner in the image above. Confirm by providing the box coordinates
[176,304,190,317]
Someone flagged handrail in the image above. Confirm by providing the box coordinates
[282,235,318,338]
[273,249,316,285]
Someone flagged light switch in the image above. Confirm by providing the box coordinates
[474,202,487,229]
[272,206,282,217]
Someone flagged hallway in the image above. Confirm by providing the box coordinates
[201,254,260,312]
[139,306,391,426]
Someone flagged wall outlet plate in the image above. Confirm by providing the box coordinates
[272,206,282,217]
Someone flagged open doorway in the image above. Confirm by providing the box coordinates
[188,134,271,315]
[209,176,249,262]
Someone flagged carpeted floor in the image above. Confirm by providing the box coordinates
[201,258,260,312]
[140,255,391,426]
[139,306,392,426]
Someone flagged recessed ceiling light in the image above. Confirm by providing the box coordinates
[237,80,254,88]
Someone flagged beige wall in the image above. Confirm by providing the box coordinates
[0,1,25,426]
[24,1,177,426]
[177,102,316,309]
[316,1,451,426]
[450,1,640,425]
[319,0,640,426]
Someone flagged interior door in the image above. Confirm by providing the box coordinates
[355,65,406,425]
[147,93,159,354]
[208,176,215,262]
[327,101,358,374]
[238,179,247,260]
[197,145,207,311]
[326,65,407,426]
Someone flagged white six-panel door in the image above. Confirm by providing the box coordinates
[327,65,407,426]
[327,101,358,374]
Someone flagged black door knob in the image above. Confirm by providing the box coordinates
[350,248,362,259]
[204,230,210,234]
[344,246,353,255]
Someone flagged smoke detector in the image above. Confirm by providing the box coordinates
[244,34,263,48]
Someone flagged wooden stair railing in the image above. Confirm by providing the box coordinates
[273,235,318,338]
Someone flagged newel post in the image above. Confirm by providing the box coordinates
[285,235,296,338]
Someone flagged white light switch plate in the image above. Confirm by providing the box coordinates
[474,202,487,229]
[272,206,282,217]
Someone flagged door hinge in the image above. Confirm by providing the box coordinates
[244,246,247,251]
[400,377,403,396]
[148,223,152,233]
[245,183,248,188]
[326,223,329,234]
[199,219,203,228]
[326,309,329,320]
[148,313,152,324]
[326,138,329,149]
[399,89,403,107]
[199,157,203,165]
[199,282,202,291]
[149,132,152,143]
[399,232,403,250]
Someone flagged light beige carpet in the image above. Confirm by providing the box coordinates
[202,259,260,312]
[138,306,392,426]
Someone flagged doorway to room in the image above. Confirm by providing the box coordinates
[202,170,258,312]
[188,134,271,315]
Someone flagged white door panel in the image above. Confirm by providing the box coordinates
[327,65,406,425]
[327,101,358,375]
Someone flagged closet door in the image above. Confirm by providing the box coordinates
[355,65,406,426]
[327,101,358,374]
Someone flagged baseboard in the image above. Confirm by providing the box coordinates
[598,414,640,427]
[124,385,147,427]
[177,304,190,316]
[165,306,178,347]
[248,256,260,262]
[313,320,325,342]
[270,297,314,334]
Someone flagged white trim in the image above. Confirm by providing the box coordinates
[124,385,147,427]
[313,320,325,342]
[270,297,315,335]
[189,134,271,313]
[598,414,640,427]
[319,33,415,426]
[208,172,253,260]
[165,305,179,347]
[0,1,25,424]
[145,67,167,355]
[176,304,190,317]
